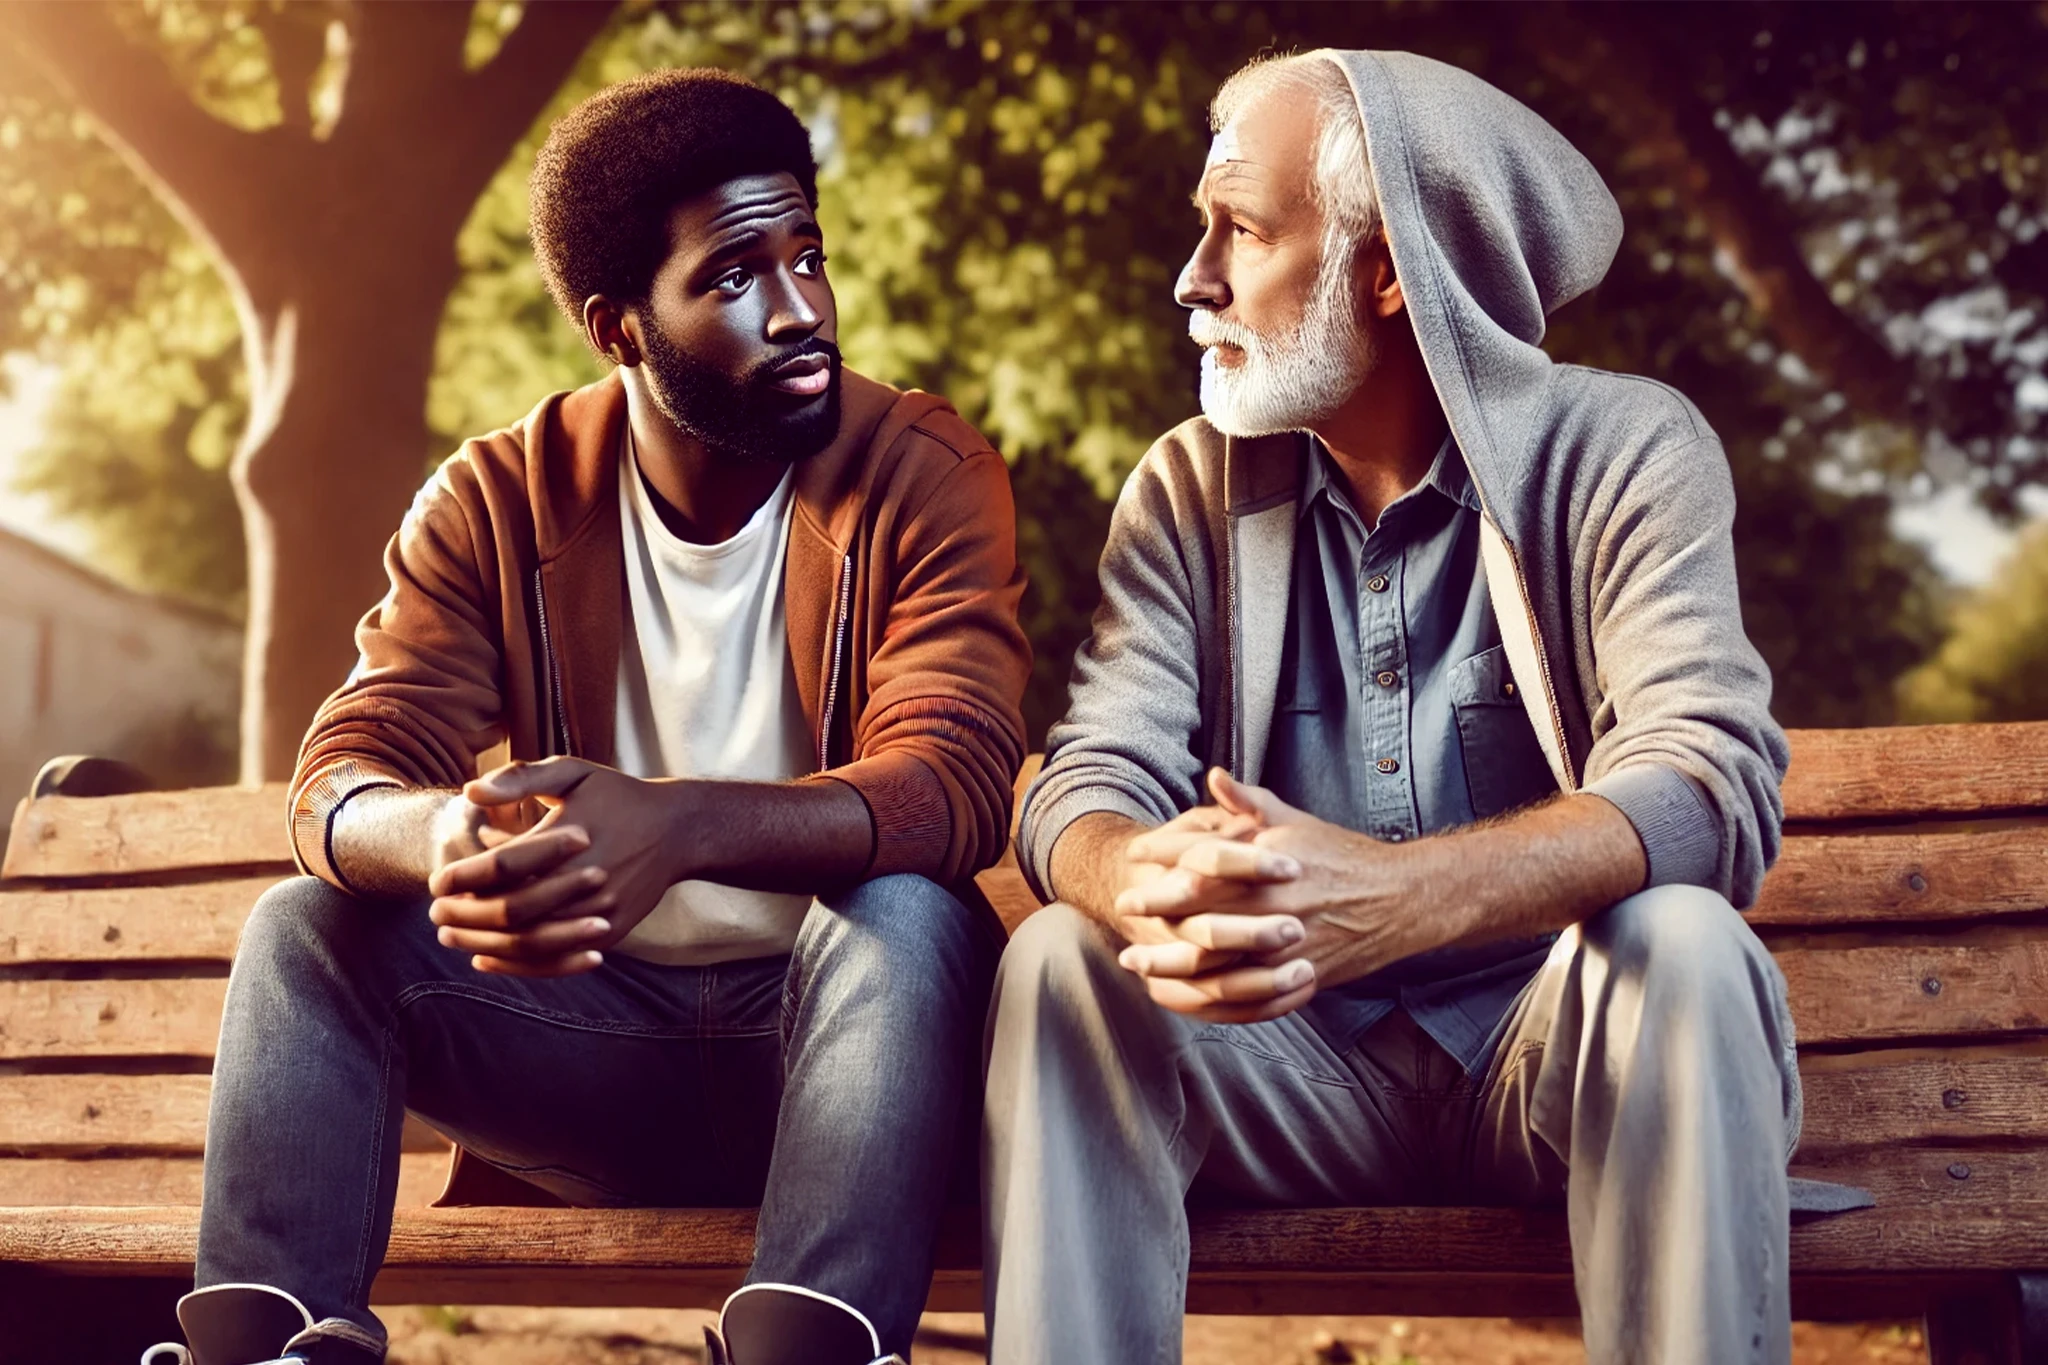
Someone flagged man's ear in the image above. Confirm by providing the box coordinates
[582,295,642,368]
[1366,236,1405,320]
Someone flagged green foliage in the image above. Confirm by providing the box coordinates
[0,83,247,613]
[0,92,172,376]
[1899,523,2048,723]
[14,238,248,614]
[10,0,2048,735]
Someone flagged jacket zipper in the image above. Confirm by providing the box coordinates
[532,566,571,757]
[817,551,854,772]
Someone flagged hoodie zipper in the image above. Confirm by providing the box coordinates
[817,551,854,772]
[532,566,571,758]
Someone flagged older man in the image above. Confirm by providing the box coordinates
[983,50,1799,1365]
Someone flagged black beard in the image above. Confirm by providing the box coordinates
[637,329,842,468]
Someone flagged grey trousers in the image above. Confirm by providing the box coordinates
[982,885,1803,1365]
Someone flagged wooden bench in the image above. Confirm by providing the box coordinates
[4,724,2048,1363]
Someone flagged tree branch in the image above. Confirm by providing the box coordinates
[1,2,289,276]
[328,0,617,230]
[247,4,329,139]
[1522,4,1916,425]
[342,0,474,142]
[452,0,622,189]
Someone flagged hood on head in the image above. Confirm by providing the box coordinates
[1313,49,1621,507]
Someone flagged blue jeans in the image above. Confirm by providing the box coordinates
[197,873,1001,1360]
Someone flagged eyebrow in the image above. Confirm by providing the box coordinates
[1191,183,1271,234]
[697,217,824,269]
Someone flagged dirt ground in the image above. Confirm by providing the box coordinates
[377,1305,1931,1364]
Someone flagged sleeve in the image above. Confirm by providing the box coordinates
[825,445,1031,883]
[288,460,506,891]
[1578,436,1791,907]
[1017,451,1210,903]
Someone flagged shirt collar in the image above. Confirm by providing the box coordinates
[1298,431,1480,522]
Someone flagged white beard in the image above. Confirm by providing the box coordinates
[1189,249,1375,438]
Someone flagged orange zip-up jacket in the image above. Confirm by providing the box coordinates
[289,368,1030,893]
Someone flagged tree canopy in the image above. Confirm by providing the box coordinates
[5,0,2045,757]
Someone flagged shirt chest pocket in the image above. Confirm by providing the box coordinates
[1449,644,1558,819]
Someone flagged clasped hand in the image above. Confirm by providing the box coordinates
[1111,768,1421,1023]
[424,757,689,977]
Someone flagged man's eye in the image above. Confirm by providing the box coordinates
[794,250,827,278]
[714,269,751,296]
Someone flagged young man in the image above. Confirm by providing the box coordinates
[985,51,1799,1365]
[167,70,1028,1365]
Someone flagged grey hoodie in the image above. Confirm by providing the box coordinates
[1019,49,1791,908]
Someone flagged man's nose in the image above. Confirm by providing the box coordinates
[1175,236,1230,312]
[766,273,824,340]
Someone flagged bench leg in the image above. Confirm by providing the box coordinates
[1928,1278,2024,1365]
[0,1267,185,1365]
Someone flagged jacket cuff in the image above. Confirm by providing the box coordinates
[1021,783,1161,905]
[1583,763,1721,891]
[291,758,404,892]
[819,749,951,880]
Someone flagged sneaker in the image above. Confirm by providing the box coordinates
[703,1283,907,1365]
[140,1283,316,1365]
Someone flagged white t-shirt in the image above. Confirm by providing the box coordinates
[610,433,814,964]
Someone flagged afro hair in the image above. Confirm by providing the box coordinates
[530,68,819,326]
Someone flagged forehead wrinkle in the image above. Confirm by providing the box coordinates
[688,203,822,270]
[701,193,813,234]
[1200,161,1272,209]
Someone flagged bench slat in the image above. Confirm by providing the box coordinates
[1,824,2040,971]
[0,1075,451,1155]
[0,1045,2030,1164]
[3,1144,2043,1291]
[0,871,1037,965]
[0,1154,447,1208]
[8,938,2043,1060]
[0,878,276,965]
[1778,940,2048,1046]
[3,725,2046,886]
[1,786,293,882]
[0,979,225,1060]
[1796,1046,2048,1157]
[0,1075,210,1153]
[1750,829,2048,927]
[1783,722,2048,823]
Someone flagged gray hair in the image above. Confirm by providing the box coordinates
[1210,53,1381,264]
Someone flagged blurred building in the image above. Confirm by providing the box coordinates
[0,527,240,812]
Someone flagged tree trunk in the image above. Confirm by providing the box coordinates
[230,238,459,781]
[4,0,622,782]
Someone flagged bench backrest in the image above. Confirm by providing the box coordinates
[3,724,2046,1210]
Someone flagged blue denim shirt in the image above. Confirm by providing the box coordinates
[1265,438,1559,1072]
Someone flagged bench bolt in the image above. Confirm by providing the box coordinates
[1943,1088,1967,1109]
[1947,1162,1971,1180]
[1921,976,1943,996]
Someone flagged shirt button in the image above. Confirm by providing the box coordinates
[1375,757,1400,774]
[1387,832,1405,843]
[1366,574,1391,593]
[1375,670,1398,688]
